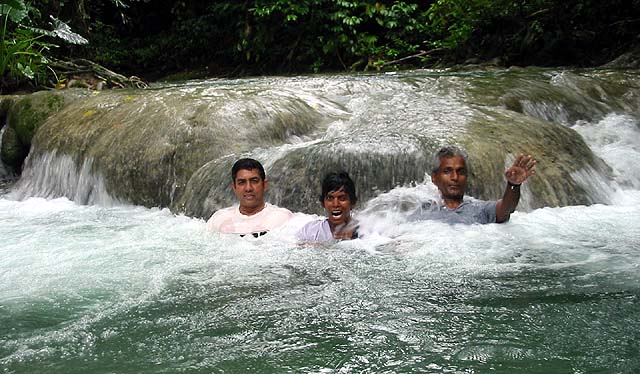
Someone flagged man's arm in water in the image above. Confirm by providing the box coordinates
[496,154,537,223]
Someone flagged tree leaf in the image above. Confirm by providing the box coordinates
[49,16,89,45]
[0,0,27,23]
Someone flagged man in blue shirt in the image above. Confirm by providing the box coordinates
[410,146,537,224]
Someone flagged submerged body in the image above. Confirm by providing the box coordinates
[206,203,293,236]
[408,198,497,224]
[415,147,536,224]
[297,172,359,242]
[208,158,292,235]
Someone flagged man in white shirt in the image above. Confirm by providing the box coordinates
[207,158,292,236]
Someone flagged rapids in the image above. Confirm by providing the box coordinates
[4,68,638,216]
[1,68,639,372]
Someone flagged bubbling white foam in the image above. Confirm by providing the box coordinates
[1,191,639,371]
[572,113,640,189]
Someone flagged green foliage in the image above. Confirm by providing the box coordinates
[244,0,429,72]
[425,0,514,50]
[0,0,89,91]
[442,0,640,66]
[6,0,638,83]
[0,0,49,89]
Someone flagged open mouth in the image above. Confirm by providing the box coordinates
[331,210,342,217]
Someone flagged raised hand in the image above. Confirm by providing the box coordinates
[504,154,537,185]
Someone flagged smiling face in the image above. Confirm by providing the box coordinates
[323,187,355,229]
[232,168,268,215]
[431,155,468,205]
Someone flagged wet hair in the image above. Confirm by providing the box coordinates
[319,171,358,204]
[231,158,266,181]
[431,146,468,173]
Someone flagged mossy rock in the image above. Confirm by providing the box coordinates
[0,96,16,131]
[30,86,326,209]
[8,91,66,146]
[461,108,610,208]
[0,126,27,170]
[2,90,90,172]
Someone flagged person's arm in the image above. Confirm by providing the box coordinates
[496,154,537,223]
[297,220,334,243]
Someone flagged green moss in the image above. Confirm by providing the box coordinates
[0,96,16,132]
[0,126,27,169]
[462,108,608,208]
[8,91,65,146]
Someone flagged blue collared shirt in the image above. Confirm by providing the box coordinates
[408,198,498,224]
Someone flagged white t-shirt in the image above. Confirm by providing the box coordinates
[206,203,293,235]
[296,218,360,242]
[296,219,334,242]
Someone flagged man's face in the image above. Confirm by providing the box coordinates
[431,155,468,201]
[232,168,267,212]
[323,187,355,228]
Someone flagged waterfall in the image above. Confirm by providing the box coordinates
[1,69,640,374]
[2,69,639,217]
[10,151,121,206]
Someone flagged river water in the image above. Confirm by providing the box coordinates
[1,71,640,373]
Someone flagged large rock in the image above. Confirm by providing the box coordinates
[11,69,637,216]
[0,126,27,171]
[26,85,329,207]
[602,46,640,69]
[1,90,88,171]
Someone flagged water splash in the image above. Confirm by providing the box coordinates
[10,151,121,206]
[572,113,640,189]
[6,69,639,215]
[1,193,639,372]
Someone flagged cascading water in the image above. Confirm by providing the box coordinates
[5,69,632,216]
[1,68,639,373]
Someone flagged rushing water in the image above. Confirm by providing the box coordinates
[1,71,640,373]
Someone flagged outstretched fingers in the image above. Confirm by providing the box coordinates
[506,153,537,183]
[515,154,537,170]
[523,155,537,176]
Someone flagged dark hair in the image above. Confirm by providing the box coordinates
[319,171,357,204]
[431,146,468,173]
[231,158,266,181]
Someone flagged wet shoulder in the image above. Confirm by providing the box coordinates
[208,205,236,222]
[265,203,294,218]
[206,205,237,231]
[297,219,332,242]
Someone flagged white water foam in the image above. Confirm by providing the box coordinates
[1,187,639,371]
[572,113,640,189]
[10,151,121,206]
[2,189,638,304]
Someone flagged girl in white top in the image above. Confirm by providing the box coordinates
[297,171,359,242]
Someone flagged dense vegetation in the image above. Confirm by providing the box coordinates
[2,0,639,91]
